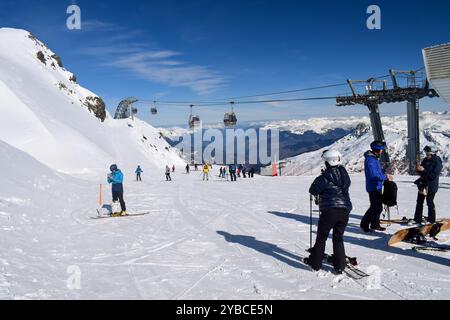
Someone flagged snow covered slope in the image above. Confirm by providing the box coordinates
[0,28,184,178]
[278,112,450,176]
[1,163,449,299]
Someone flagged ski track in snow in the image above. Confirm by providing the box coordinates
[1,169,449,299]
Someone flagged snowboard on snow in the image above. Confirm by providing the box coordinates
[388,219,450,246]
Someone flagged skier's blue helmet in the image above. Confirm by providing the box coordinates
[370,141,386,151]
[110,164,118,172]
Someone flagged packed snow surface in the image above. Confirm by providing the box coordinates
[0,147,448,299]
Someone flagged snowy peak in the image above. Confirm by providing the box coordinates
[0,28,106,122]
[278,112,450,176]
[0,28,185,177]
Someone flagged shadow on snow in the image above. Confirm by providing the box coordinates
[216,231,309,271]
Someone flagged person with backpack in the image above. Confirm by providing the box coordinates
[414,146,443,224]
[229,164,237,182]
[165,165,172,181]
[304,150,352,274]
[361,141,394,233]
[202,163,210,181]
[107,164,127,217]
[135,165,143,182]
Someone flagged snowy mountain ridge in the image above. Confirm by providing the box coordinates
[279,111,450,176]
[0,28,185,179]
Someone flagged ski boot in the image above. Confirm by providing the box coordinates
[303,257,320,271]
[371,226,386,232]
[120,211,128,216]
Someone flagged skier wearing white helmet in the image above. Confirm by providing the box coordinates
[304,150,353,274]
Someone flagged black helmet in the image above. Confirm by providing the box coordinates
[110,164,118,172]
[370,141,386,151]
[423,146,437,154]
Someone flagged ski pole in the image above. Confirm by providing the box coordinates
[309,194,313,250]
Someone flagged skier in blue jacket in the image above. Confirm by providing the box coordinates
[107,164,127,216]
[360,141,393,233]
[135,165,143,182]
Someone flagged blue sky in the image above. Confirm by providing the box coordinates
[1,0,449,126]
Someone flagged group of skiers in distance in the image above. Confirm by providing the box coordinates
[304,140,443,274]
[132,163,257,183]
[107,139,443,274]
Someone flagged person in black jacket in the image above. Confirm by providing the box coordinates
[414,146,443,224]
[304,150,352,274]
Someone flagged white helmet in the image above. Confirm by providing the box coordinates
[322,150,342,167]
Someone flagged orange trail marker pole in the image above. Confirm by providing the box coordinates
[99,184,103,207]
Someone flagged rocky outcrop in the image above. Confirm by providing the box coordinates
[83,96,107,122]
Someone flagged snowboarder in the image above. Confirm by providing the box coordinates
[165,165,172,181]
[107,164,127,217]
[219,167,223,178]
[414,146,443,224]
[202,163,210,181]
[172,165,175,173]
[186,164,190,174]
[304,150,352,274]
[195,164,198,171]
[360,141,394,233]
[135,165,143,182]
[229,164,237,182]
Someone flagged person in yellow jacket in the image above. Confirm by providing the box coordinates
[202,163,210,181]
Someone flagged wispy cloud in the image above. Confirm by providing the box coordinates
[81,20,124,32]
[78,21,227,95]
[109,50,226,95]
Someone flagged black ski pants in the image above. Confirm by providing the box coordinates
[310,208,349,271]
[136,173,141,181]
[112,189,126,212]
[414,191,436,223]
[361,190,383,229]
[230,172,237,181]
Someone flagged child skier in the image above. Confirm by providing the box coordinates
[304,150,352,274]
[135,165,143,181]
[107,164,127,217]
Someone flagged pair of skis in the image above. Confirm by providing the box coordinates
[323,253,370,280]
[305,249,370,280]
[92,210,150,220]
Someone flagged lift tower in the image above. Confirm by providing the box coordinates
[336,71,438,173]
